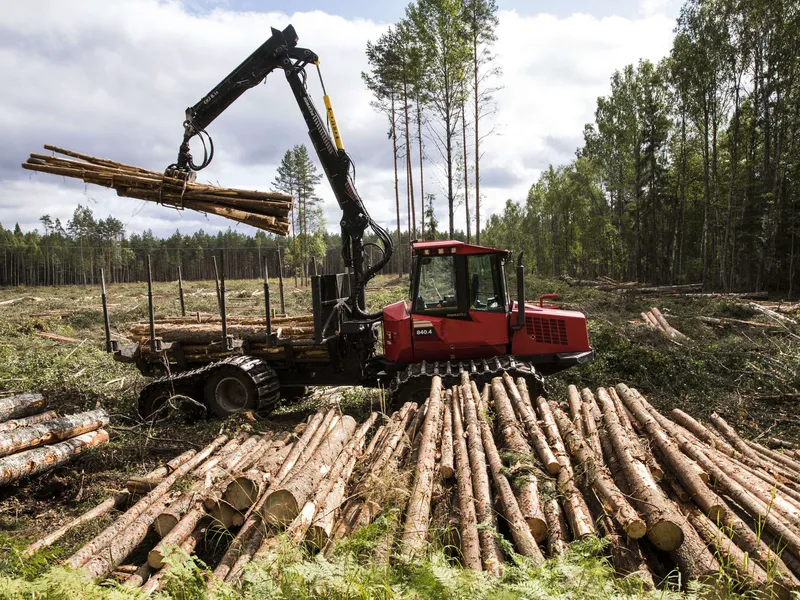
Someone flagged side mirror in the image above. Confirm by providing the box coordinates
[512,252,525,331]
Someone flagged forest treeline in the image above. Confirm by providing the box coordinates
[482,0,799,293]
[0,205,419,287]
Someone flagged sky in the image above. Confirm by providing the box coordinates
[0,0,682,240]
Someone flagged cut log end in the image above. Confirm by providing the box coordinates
[225,477,260,511]
[262,489,299,526]
[526,516,548,544]
[647,520,685,552]
[153,514,179,538]
[625,519,648,540]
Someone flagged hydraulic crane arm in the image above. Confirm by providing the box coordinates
[169,25,392,319]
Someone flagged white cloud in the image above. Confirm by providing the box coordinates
[0,1,675,240]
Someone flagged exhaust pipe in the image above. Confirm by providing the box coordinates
[512,252,525,331]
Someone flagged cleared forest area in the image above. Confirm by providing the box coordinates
[0,276,798,599]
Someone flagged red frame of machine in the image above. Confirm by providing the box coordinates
[382,241,592,365]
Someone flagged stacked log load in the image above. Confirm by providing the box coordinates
[27,377,800,596]
[128,314,315,346]
[0,393,109,486]
[22,146,293,236]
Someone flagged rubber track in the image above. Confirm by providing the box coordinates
[386,355,545,405]
[138,355,280,418]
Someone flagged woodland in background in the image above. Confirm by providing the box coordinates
[483,0,800,294]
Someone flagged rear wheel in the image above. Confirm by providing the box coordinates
[204,370,257,417]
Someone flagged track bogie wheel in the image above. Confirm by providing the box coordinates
[203,368,260,417]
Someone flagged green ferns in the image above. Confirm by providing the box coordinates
[0,535,709,600]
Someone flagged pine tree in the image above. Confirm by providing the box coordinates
[272,145,323,284]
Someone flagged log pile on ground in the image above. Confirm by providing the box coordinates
[22,146,292,235]
[0,394,109,486]
[27,377,800,596]
[640,307,688,340]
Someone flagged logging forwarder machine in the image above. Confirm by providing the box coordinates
[122,25,594,419]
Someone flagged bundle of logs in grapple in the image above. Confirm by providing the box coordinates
[22,146,292,235]
[0,394,109,486]
[27,375,800,597]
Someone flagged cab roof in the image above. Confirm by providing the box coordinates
[412,240,508,256]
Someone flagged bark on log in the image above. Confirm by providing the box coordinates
[641,311,658,329]
[639,400,800,587]
[537,398,595,540]
[579,390,603,460]
[614,385,725,521]
[746,440,800,475]
[80,490,181,578]
[550,403,646,538]
[670,408,737,455]
[332,403,417,540]
[223,527,266,586]
[0,409,108,458]
[0,393,46,422]
[262,415,357,524]
[514,379,560,474]
[450,385,482,571]
[649,411,800,558]
[651,307,687,340]
[142,527,204,596]
[400,376,444,557]
[515,476,547,544]
[0,429,108,487]
[67,434,227,569]
[368,402,416,475]
[192,435,244,478]
[709,413,765,464]
[668,511,721,586]
[439,399,454,480]
[305,414,379,549]
[0,410,58,433]
[478,396,544,563]
[584,478,653,589]
[540,478,569,557]
[496,373,534,454]
[707,448,800,527]
[291,412,378,546]
[291,410,340,473]
[149,504,207,568]
[272,410,327,484]
[567,385,585,437]
[26,449,198,557]
[607,386,635,431]
[126,449,198,495]
[153,493,195,537]
[679,501,779,594]
[460,376,503,575]
[595,388,684,551]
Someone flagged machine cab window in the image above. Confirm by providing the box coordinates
[468,254,506,312]
[414,255,459,314]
